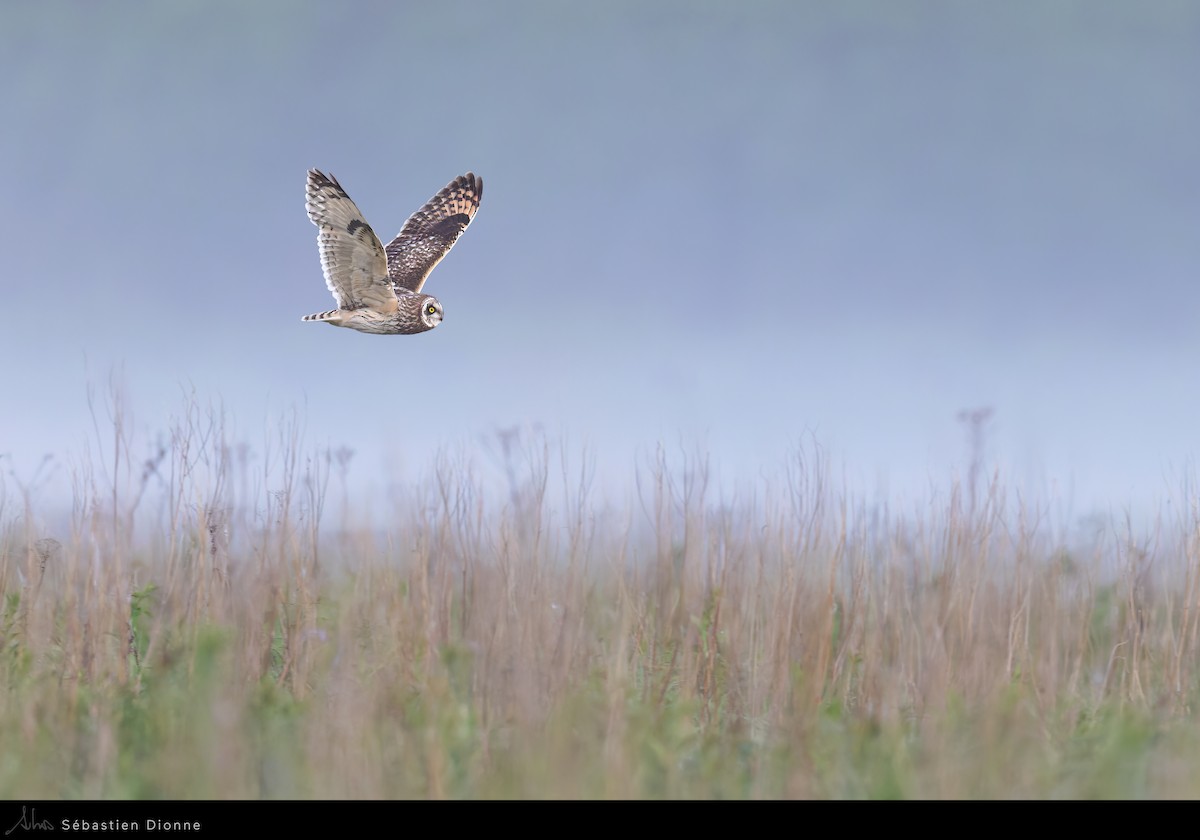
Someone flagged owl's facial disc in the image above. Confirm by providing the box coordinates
[422,299,444,327]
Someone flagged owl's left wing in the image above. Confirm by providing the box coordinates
[306,170,397,312]
[385,172,483,294]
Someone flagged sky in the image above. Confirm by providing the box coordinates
[2,1,1199,526]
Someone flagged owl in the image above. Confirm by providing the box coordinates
[302,169,483,334]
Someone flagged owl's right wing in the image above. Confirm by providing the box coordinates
[305,170,397,312]
[385,172,483,294]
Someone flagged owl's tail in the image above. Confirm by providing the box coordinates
[301,309,341,323]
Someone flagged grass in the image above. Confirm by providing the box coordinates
[3,389,1200,798]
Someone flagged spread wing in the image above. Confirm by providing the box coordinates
[385,172,483,294]
[305,170,397,312]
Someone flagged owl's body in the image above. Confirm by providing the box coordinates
[302,169,483,335]
[300,292,443,334]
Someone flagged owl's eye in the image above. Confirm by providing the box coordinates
[426,304,437,315]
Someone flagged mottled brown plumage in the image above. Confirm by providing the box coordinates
[302,169,483,334]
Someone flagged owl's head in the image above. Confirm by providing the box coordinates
[419,295,444,329]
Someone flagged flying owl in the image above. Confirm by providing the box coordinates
[302,169,483,334]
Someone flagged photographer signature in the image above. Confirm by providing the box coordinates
[5,808,53,835]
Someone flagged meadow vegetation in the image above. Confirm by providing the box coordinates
[3,388,1200,798]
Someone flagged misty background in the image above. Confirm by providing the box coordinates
[3,2,1199,528]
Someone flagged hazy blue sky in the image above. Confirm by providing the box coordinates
[3,2,1199,521]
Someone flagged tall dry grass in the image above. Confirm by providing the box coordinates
[2,387,1200,798]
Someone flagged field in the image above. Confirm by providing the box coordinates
[3,392,1200,799]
